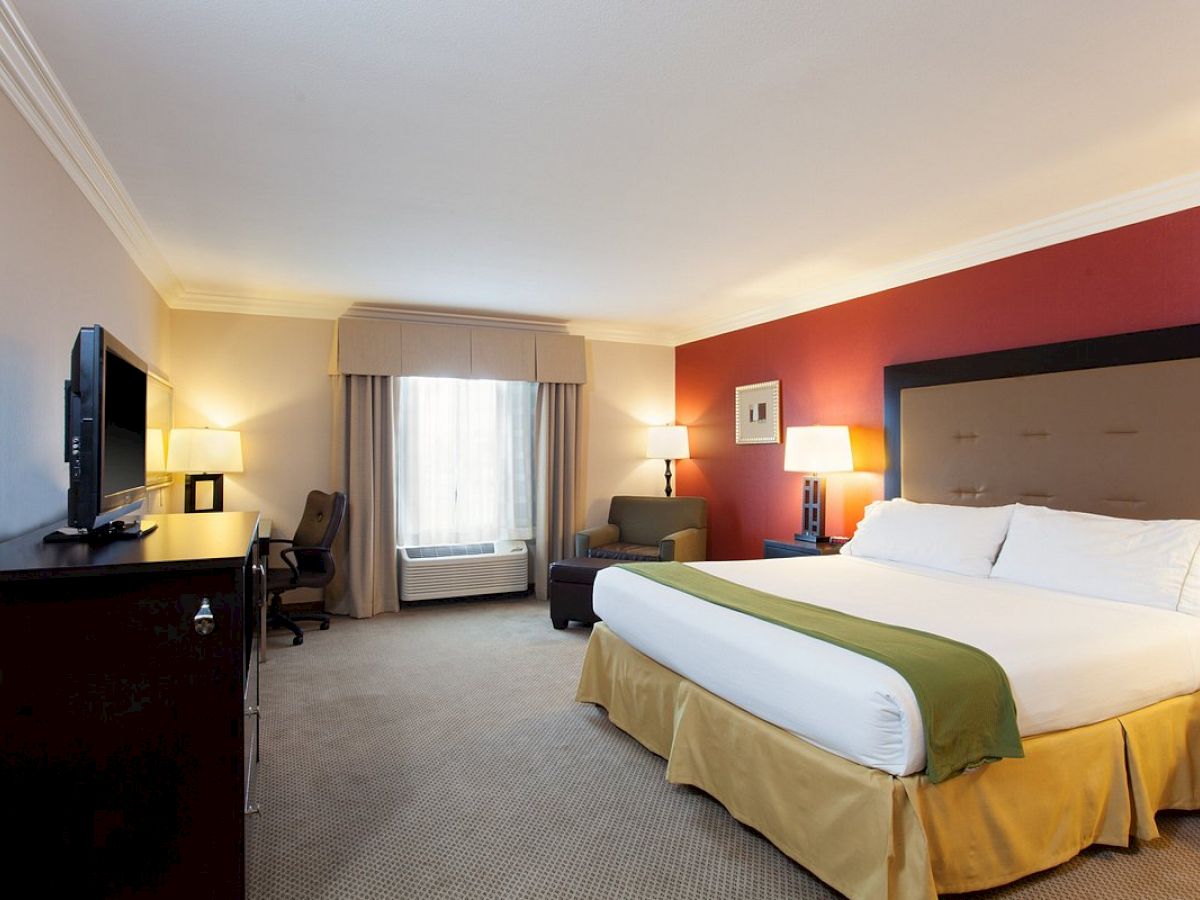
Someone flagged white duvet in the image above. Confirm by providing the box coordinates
[592,555,1200,776]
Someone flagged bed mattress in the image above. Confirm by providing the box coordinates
[592,555,1200,776]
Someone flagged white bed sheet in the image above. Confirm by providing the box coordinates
[592,555,1200,776]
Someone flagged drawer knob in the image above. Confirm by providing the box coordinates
[194,598,215,636]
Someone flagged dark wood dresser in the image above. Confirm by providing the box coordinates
[0,511,263,899]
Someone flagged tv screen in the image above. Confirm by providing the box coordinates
[64,325,149,531]
[102,347,147,502]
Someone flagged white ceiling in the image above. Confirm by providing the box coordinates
[8,1,1200,343]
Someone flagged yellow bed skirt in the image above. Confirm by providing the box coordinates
[575,623,1200,900]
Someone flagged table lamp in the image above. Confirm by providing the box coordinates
[783,425,853,542]
[646,425,690,497]
[167,427,243,513]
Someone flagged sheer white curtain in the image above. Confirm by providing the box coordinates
[395,377,536,546]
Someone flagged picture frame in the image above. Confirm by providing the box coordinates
[734,380,780,444]
[145,371,173,490]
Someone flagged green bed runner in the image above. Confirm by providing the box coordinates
[619,562,1023,782]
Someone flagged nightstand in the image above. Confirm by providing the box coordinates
[763,538,843,559]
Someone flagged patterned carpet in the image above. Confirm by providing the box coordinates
[247,596,1200,899]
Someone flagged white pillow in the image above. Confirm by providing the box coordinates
[990,504,1200,611]
[1179,551,1200,616]
[1180,556,1200,619]
[841,498,1014,577]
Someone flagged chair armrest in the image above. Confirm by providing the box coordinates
[280,545,335,581]
[575,524,619,557]
[658,528,707,562]
[265,537,295,576]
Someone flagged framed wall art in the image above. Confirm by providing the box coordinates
[734,380,780,444]
[145,370,174,489]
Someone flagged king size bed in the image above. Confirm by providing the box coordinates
[575,324,1200,899]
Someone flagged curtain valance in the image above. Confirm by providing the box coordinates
[333,317,586,383]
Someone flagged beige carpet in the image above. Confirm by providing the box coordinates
[247,596,1200,899]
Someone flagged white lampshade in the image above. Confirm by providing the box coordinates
[167,428,244,474]
[145,427,166,472]
[783,426,853,473]
[646,425,690,460]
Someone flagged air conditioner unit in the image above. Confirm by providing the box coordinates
[398,540,529,603]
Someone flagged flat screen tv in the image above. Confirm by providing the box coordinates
[62,325,149,532]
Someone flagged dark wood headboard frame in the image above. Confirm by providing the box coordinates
[883,323,1200,499]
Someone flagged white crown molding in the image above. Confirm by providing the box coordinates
[344,303,569,333]
[566,319,677,346]
[173,290,351,320]
[672,171,1200,346]
[126,170,1200,339]
[0,1,181,301]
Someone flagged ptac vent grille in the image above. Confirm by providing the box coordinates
[404,543,496,559]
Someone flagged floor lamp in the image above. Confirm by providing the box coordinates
[646,425,690,497]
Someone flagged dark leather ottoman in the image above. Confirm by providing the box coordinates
[549,556,624,629]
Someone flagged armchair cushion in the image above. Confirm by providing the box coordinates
[574,496,709,563]
[575,523,619,557]
[588,541,660,562]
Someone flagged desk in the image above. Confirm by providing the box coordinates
[258,518,271,662]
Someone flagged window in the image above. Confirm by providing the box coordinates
[395,377,536,546]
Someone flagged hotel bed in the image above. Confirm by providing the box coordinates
[575,324,1200,899]
[595,554,1200,778]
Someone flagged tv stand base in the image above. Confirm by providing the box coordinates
[43,520,159,543]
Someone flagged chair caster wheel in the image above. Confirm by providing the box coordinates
[320,621,330,630]
[292,635,304,646]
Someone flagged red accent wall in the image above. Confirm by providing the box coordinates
[675,206,1200,560]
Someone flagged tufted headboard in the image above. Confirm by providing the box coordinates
[883,324,1200,520]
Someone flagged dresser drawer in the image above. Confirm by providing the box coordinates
[244,636,260,816]
[244,722,259,813]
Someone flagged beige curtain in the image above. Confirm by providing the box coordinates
[328,375,400,618]
[534,382,583,600]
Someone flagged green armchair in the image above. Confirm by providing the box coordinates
[574,495,708,562]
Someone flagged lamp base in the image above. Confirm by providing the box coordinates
[797,474,828,542]
[663,459,674,497]
[184,473,225,513]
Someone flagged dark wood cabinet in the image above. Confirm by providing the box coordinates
[0,512,262,899]
[763,538,843,559]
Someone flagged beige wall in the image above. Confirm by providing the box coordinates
[0,92,171,541]
[168,325,672,551]
[580,340,677,528]
[168,310,334,540]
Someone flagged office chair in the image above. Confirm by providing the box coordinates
[265,490,347,646]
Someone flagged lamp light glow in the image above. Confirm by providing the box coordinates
[646,425,690,461]
[166,428,244,474]
[783,425,853,474]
